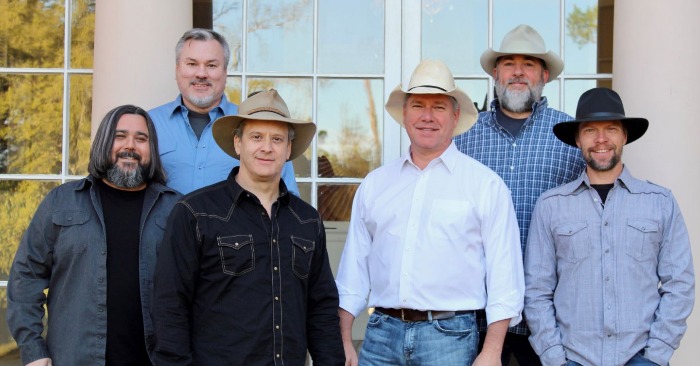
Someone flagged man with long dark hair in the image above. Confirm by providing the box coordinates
[7,105,181,366]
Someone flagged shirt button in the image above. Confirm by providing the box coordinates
[604,222,609,226]
[605,249,610,253]
[98,335,103,339]
[275,296,279,301]
[101,251,106,255]
[273,239,277,243]
[276,325,280,329]
[605,277,609,281]
[274,267,278,271]
[276,354,280,358]
[99,308,104,312]
[98,277,104,283]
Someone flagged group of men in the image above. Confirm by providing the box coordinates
[6,23,695,366]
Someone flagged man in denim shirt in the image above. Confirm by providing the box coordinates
[152,90,344,365]
[149,28,298,195]
[7,105,181,366]
[525,88,695,366]
[453,24,585,365]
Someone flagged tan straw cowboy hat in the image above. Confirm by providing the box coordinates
[385,59,478,137]
[480,24,564,81]
[212,89,316,161]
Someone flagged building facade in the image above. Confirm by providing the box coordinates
[0,0,697,364]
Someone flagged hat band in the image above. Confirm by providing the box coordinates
[248,106,289,118]
[577,111,627,120]
[408,85,447,92]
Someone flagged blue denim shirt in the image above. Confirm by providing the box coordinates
[149,95,299,195]
[525,167,695,366]
[7,176,181,365]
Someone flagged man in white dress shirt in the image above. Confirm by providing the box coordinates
[336,60,525,366]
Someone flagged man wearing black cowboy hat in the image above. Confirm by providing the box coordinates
[152,89,344,365]
[524,88,695,366]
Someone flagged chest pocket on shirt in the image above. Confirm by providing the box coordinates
[218,234,254,276]
[554,221,590,263]
[291,236,315,279]
[52,210,90,254]
[625,219,661,262]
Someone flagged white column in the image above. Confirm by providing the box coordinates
[614,1,700,363]
[92,0,192,135]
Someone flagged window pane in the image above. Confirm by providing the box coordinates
[213,0,244,72]
[0,0,65,68]
[564,79,610,116]
[455,79,489,113]
[0,74,64,175]
[69,74,92,175]
[493,0,560,76]
[0,180,60,276]
[422,0,487,75]
[70,0,95,69]
[545,79,561,112]
[317,78,383,178]
[318,183,358,222]
[225,76,242,104]
[318,0,384,74]
[565,0,610,74]
[246,0,313,73]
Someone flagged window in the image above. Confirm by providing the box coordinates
[0,0,95,360]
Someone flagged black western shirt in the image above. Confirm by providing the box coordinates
[152,168,344,366]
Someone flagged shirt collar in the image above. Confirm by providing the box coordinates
[401,141,460,174]
[487,96,549,127]
[566,164,637,195]
[175,94,227,118]
[226,166,291,206]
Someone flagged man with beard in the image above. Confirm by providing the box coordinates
[149,28,299,195]
[453,24,585,365]
[525,88,695,366]
[7,105,181,366]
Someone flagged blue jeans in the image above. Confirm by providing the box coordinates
[359,310,479,365]
[566,351,663,366]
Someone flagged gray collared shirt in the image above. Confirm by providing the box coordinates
[524,166,695,366]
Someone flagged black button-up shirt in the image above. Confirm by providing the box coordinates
[153,168,344,366]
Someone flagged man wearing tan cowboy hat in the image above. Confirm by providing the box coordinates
[152,89,345,366]
[454,24,585,365]
[524,88,695,366]
[336,59,524,366]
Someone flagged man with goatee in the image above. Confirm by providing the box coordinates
[7,105,181,366]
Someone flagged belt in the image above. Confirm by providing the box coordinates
[375,307,473,322]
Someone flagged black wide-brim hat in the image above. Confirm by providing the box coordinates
[553,87,649,147]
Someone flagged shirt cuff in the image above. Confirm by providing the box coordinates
[338,293,368,318]
[644,338,674,366]
[539,344,566,366]
[19,341,51,366]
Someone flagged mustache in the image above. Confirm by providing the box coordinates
[507,77,531,85]
[117,151,142,161]
[190,78,212,86]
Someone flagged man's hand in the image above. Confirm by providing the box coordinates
[339,308,358,366]
[27,358,52,366]
[472,318,510,366]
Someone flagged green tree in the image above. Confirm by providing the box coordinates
[567,4,598,48]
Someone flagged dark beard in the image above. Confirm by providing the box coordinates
[106,152,147,188]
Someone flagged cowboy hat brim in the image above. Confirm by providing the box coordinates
[553,115,649,147]
[385,84,478,137]
[212,112,316,161]
[480,49,564,81]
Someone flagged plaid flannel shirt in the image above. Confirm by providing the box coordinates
[453,97,585,335]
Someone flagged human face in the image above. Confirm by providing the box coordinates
[176,39,227,113]
[106,114,152,190]
[494,55,548,114]
[576,121,627,174]
[234,119,292,184]
[402,94,459,159]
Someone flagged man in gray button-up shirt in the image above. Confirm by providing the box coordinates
[7,105,181,366]
[524,88,695,366]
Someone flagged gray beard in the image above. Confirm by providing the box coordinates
[495,79,544,113]
[185,93,216,109]
[106,163,145,189]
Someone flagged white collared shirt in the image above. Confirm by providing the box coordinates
[336,142,524,326]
